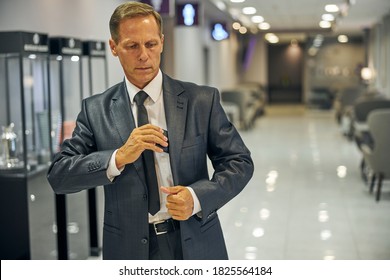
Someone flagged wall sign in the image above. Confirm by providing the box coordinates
[176,3,199,26]
[211,22,229,41]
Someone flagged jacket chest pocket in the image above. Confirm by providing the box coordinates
[179,134,208,183]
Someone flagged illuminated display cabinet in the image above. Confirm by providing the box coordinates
[82,40,108,257]
[0,31,56,259]
[49,36,89,259]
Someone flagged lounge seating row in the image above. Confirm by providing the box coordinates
[336,88,390,201]
[220,83,267,130]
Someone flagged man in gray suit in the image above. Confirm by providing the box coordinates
[47,1,253,260]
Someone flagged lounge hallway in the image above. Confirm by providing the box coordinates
[218,104,390,260]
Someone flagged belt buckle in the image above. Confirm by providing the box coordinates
[153,220,168,235]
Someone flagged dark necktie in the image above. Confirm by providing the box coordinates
[134,91,160,215]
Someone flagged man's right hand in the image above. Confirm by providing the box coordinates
[115,124,168,169]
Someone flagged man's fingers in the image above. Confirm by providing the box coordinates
[130,125,168,152]
[161,186,181,195]
[161,186,194,220]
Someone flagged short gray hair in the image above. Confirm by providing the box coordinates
[109,1,163,43]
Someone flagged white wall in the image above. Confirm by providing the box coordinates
[241,34,268,87]
[173,26,205,85]
[208,33,239,91]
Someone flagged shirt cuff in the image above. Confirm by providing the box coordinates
[106,149,123,182]
[186,186,202,215]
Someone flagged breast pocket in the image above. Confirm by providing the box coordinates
[182,134,204,149]
[179,134,207,184]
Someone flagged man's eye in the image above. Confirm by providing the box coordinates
[146,42,157,48]
[126,45,137,49]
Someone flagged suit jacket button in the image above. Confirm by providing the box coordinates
[143,194,148,200]
[141,238,148,244]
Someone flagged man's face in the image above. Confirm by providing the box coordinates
[109,15,164,89]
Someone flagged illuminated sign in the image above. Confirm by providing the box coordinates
[211,22,229,41]
[176,3,199,26]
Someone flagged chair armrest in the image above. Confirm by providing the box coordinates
[361,144,373,155]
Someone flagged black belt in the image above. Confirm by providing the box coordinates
[149,219,180,235]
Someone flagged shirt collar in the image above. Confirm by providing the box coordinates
[126,70,163,104]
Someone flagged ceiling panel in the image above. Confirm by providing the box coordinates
[211,0,390,36]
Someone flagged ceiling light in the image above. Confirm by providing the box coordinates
[319,20,332,28]
[252,227,265,238]
[232,22,241,30]
[242,7,256,15]
[231,0,245,3]
[322,14,335,21]
[325,4,339,12]
[71,55,80,62]
[361,67,373,81]
[251,15,264,23]
[258,22,270,30]
[239,26,247,34]
[338,35,348,43]
[265,33,279,44]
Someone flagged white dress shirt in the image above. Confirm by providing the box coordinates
[106,70,201,223]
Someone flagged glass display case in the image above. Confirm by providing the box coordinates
[0,32,51,172]
[82,40,108,257]
[49,36,89,260]
[0,31,56,259]
[82,40,108,98]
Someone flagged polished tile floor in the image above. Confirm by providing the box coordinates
[218,104,390,260]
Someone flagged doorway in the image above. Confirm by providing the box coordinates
[268,42,304,103]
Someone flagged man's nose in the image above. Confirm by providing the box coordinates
[138,46,148,61]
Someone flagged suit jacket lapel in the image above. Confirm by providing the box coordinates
[110,82,135,144]
[163,74,187,185]
[109,81,144,179]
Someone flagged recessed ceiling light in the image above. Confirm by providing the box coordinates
[251,15,264,23]
[242,7,256,15]
[232,22,241,30]
[322,14,335,21]
[338,35,348,43]
[239,26,247,34]
[265,33,279,43]
[258,22,270,30]
[325,4,339,13]
[319,20,332,28]
[231,0,245,3]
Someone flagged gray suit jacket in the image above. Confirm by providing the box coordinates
[47,73,254,260]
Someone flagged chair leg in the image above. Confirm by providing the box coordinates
[360,158,367,183]
[369,173,376,194]
[376,173,383,202]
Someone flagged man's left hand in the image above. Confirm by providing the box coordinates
[161,186,194,221]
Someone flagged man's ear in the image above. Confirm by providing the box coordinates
[160,34,164,53]
[109,38,117,56]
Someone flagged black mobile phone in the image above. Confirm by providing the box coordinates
[157,129,169,153]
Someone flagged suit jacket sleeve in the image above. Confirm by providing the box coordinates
[47,98,113,194]
[188,88,254,223]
